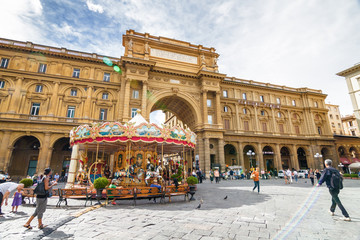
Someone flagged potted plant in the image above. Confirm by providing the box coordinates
[186,176,198,201]
[20,178,33,188]
[93,177,109,205]
[171,165,183,184]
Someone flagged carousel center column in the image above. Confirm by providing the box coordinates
[66,144,79,189]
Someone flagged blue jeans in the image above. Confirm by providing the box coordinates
[253,181,260,192]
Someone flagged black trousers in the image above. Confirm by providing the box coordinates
[329,189,349,217]
[0,192,3,214]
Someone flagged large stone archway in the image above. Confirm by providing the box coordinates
[50,137,72,179]
[147,91,201,131]
[8,136,40,180]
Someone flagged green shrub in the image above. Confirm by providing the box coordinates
[20,178,33,188]
[171,165,183,182]
[93,177,109,189]
[350,173,359,178]
[186,176,198,185]
[343,173,351,177]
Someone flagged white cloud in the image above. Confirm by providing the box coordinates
[150,110,165,126]
[86,0,104,14]
[0,0,44,41]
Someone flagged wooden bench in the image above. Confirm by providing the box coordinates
[22,188,35,204]
[106,187,135,206]
[58,188,92,207]
[165,185,189,202]
[134,187,164,205]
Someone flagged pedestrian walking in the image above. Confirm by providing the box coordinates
[0,182,24,216]
[24,167,58,229]
[305,169,309,178]
[315,169,321,181]
[317,159,351,221]
[286,169,292,184]
[261,169,265,179]
[251,167,260,194]
[209,170,214,183]
[11,187,23,213]
[309,169,315,186]
[229,169,234,180]
[214,168,220,184]
[293,170,298,182]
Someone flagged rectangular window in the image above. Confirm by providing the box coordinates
[102,93,109,100]
[223,90,228,98]
[35,85,43,93]
[67,106,75,118]
[27,159,38,177]
[38,63,47,73]
[336,115,339,120]
[260,95,264,102]
[243,108,247,114]
[242,93,247,100]
[30,103,40,116]
[131,108,138,118]
[244,121,249,131]
[103,73,110,82]
[279,124,284,133]
[352,130,356,136]
[317,127,322,135]
[330,114,333,119]
[224,106,228,112]
[262,122,267,132]
[72,68,80,78]
[99,108,108,121]
[0,80,5,89]
[70,89,77,96]
[314,101,318,108]
[208,115,213,124]
[224,119,230,129]
[349,121,353,127]
[338,123,341,128]
[276,98,281,104]
[295,126,300,134]
[132,90,139,99]
[292,100,296,106]
[207,99,212,107]
[0,58,9,68]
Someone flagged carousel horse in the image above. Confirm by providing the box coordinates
[145,166,163,185]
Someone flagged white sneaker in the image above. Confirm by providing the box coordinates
[329,211,334,216]
[343,217,351,222]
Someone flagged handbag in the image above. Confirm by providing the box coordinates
[34,177,48,196]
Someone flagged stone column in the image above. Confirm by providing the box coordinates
[204,138,210,176]
[215,91,222,125]
[235,104,240,131]
[45,147,54,169]
[257,143,264,170]
[287,111,294,134]
[290,145,300,170]
[141,81,148,116]
[48,82,59,116]
[123,79,131,121]
[274,144,282,171]
[202,90,208,124]
[0,131,11,170]
[218,139,225,170]
[36,133,51,174]
[254,106,260,133]
[271,108,277,133]
[238,142,244,168]
[66,144,79,188]
[7,77,23,113]
[83,86,93,119]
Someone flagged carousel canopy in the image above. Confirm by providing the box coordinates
[69,112,196,153]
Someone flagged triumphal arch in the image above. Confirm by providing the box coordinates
[0,29,343,179]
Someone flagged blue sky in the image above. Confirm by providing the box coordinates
[1,0,360,124]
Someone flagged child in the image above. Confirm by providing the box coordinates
[11,187,23,213]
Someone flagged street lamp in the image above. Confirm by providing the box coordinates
[314,153,323,169]
[247,150,256,170]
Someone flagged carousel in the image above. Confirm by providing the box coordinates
[67,111,196,188]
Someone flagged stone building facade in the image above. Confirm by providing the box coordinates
[326,104,344,135]
[0,30,352,180]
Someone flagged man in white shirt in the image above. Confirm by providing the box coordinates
[0,182,24,216]
[286,169,293,183]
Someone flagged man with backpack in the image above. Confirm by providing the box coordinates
[317,159,350,221]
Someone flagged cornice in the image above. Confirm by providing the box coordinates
[336,63,360,77]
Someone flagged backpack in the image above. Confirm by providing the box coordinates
[330,169,343,190]
[34,177,47,196]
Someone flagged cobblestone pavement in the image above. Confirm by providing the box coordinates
[1,178,359,240]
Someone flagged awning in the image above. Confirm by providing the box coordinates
[340,157,351,165]
[352,158,360,163]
